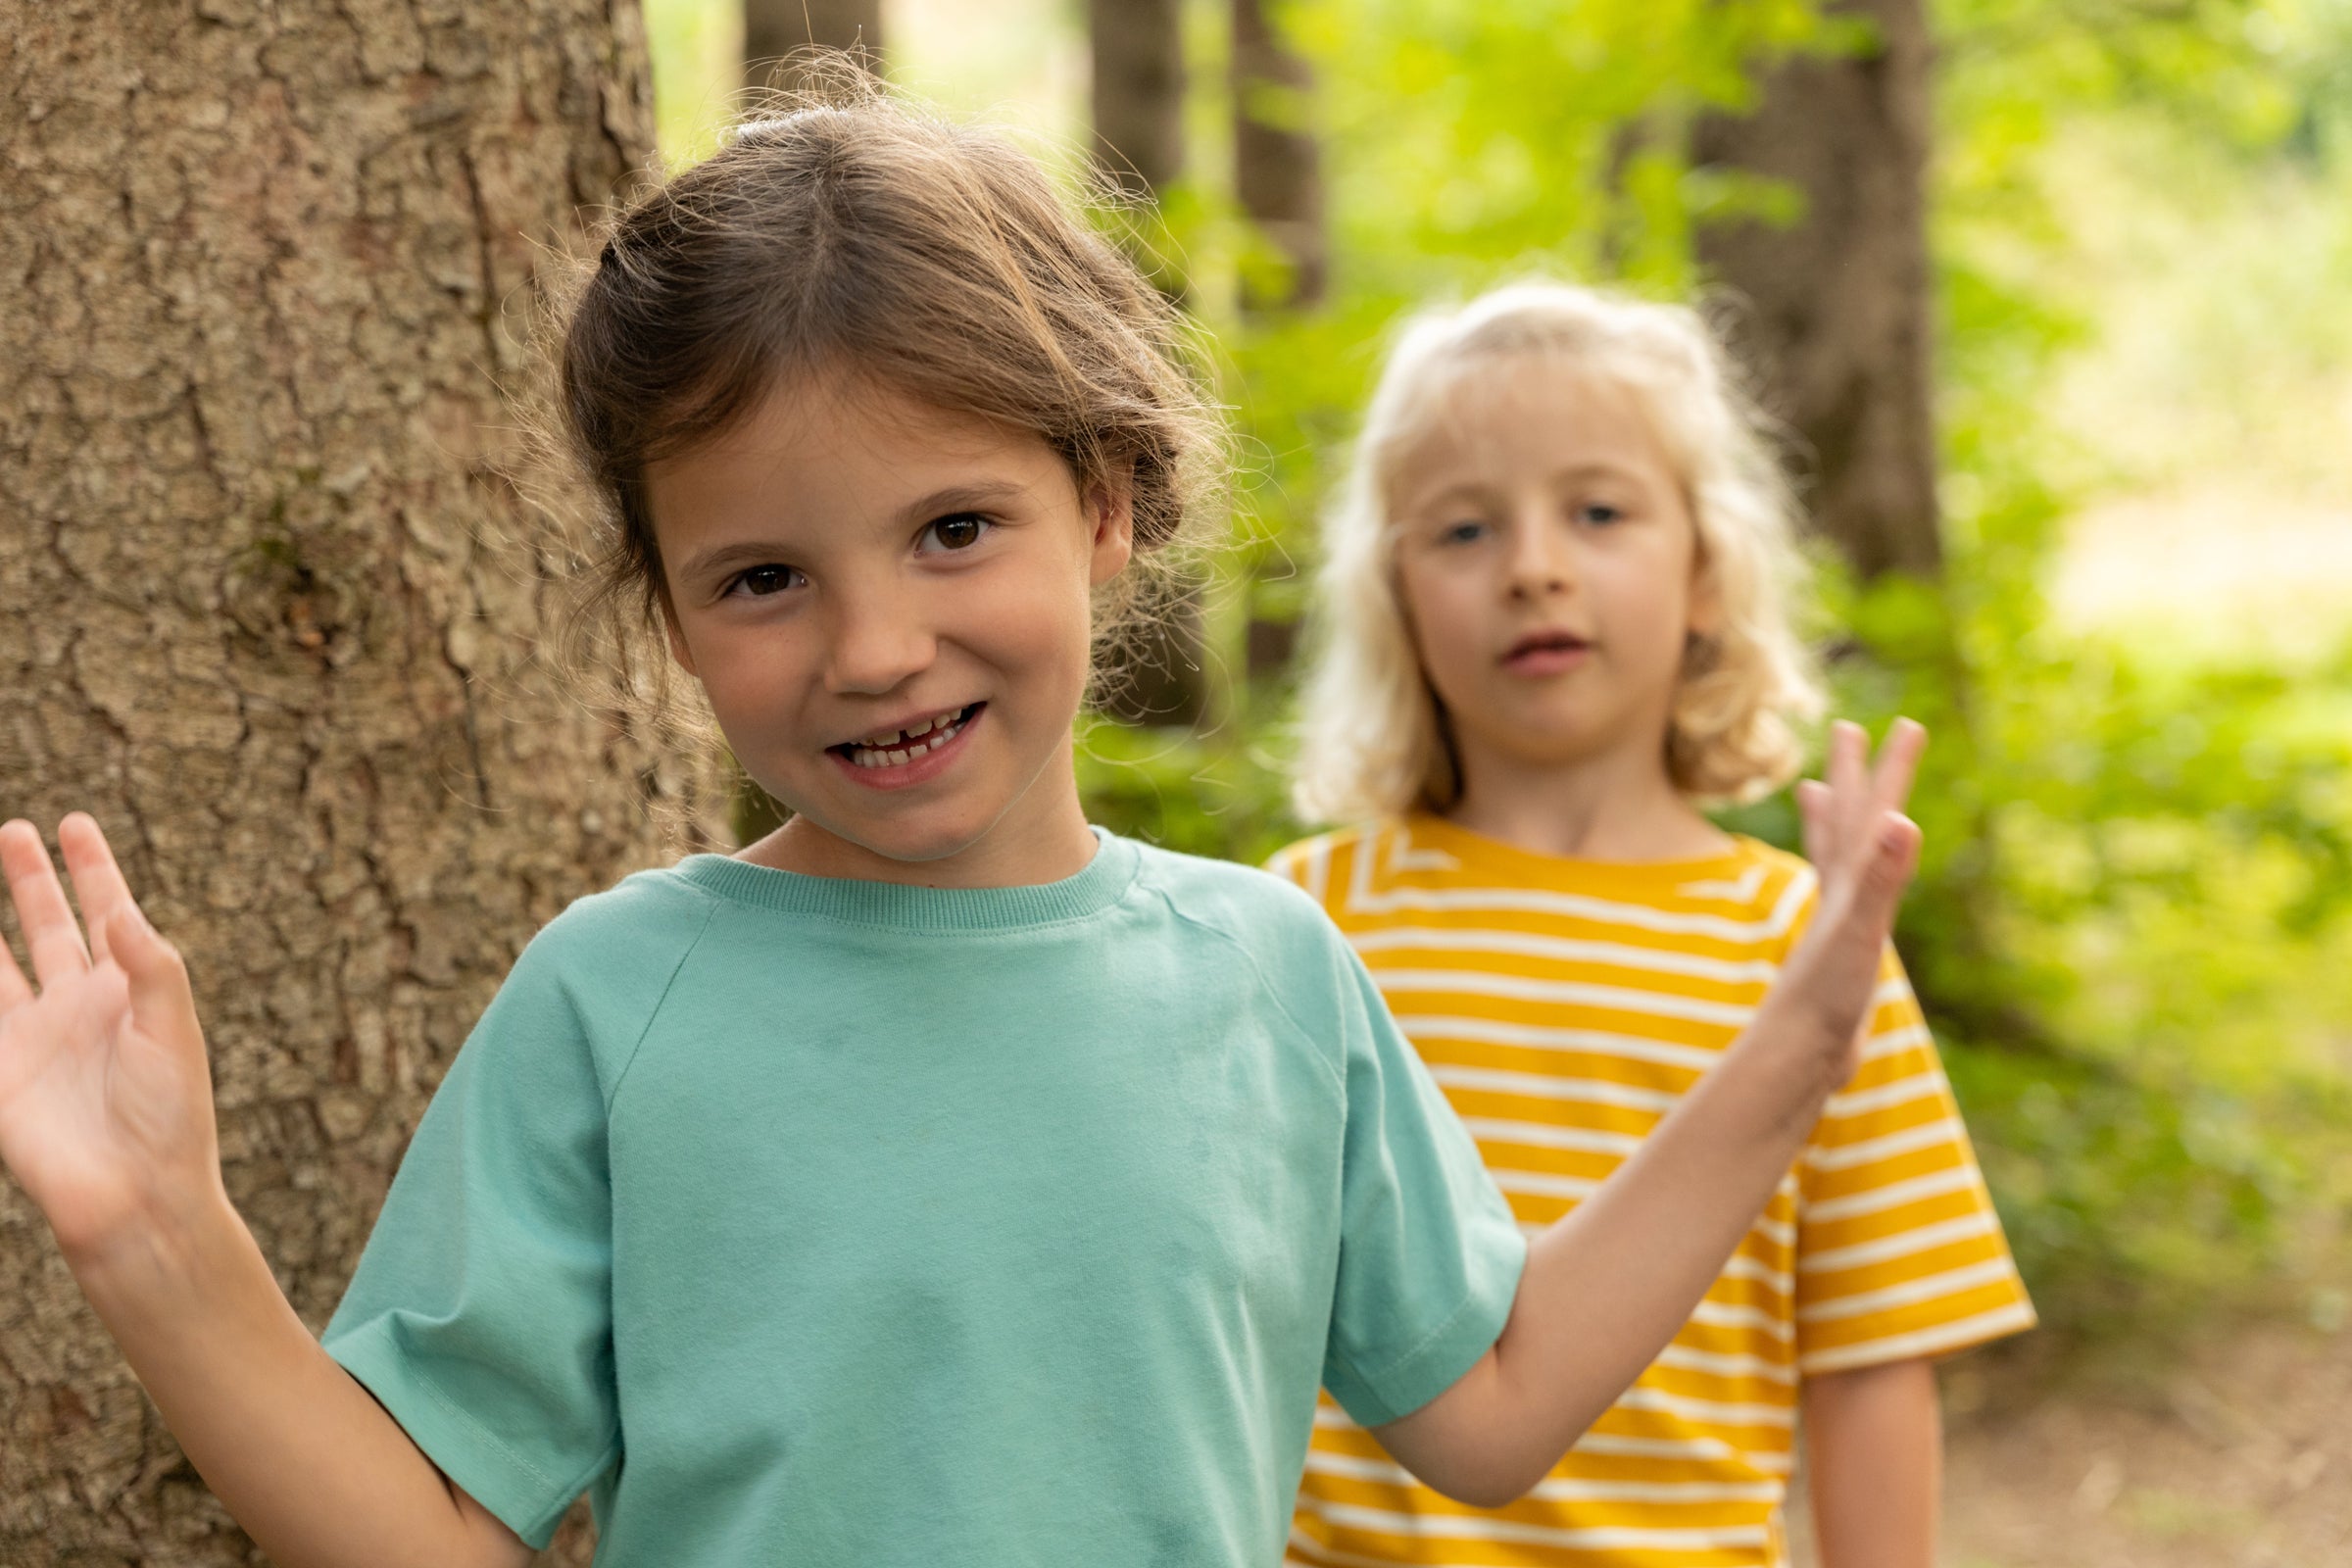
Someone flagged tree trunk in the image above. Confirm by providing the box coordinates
[1231,0,1326,312]
[1690,0,1940,580]
[745,0,884,91]
[0,4,707,1563]
[1083,0,1203,724]
[1690,5,2048,1054]
[1087,0,1186,199]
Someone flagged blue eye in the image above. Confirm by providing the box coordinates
[1439,519,1488,545]
[726,564,803,598]
[919,514,992,553]
[1577,503,1626,526]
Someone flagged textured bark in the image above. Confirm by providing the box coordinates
[1087,0,1186,199]
[1231,0,1326,311]
[744,0,883,91]
[0,2,712,1562]
[1691,0,1941,580]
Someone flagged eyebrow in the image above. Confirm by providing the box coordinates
[1404,462,1648,513]
[675,480,1038,582]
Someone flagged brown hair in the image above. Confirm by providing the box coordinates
[555,67,1221,724]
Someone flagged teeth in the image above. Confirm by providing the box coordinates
[846,708,970,768]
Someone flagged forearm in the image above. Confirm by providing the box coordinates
[70,1186,527,1568]
[1804,1359,1939,1568]
[1377,991,1846,1503]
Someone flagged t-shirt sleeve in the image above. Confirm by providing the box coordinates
[321,931,623,1548]
[1794,946,2036,1375]
[1322,944,1529,1428]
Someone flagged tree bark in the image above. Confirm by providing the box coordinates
[1087,0,1186,199]
[1691,0,1940,580]
[745,0,884,91]
[1231,0,1326,312]
[0,3,708,1562]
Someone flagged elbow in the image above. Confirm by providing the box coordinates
[1419,1454,1546,1510]
[1443,1478,1530,1510]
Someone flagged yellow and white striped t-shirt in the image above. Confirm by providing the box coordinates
[1268,816,2034,1568]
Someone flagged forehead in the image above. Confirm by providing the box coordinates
[1391,353,1678,501]
[643,372,1076,545]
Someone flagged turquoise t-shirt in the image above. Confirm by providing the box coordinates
[322,831,1525,1565]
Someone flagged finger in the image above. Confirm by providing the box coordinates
[1827,720,1867,870]
[0,820,90,987]
[0,901,28,1011]
[1794,779,1830,869]
[1868,718,1929,824]
[106,904,203,1057]
[1845,811,1924,945]
[58,814,139,968]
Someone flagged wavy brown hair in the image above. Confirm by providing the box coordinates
[551,67,1223,746]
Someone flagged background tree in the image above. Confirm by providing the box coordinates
[1690,0,1940,582]
[1083,0,1207,724]
[745,0,884,90]
[0,4,700,1562]
[1683,0,2034,1050]
[1088,0,1186,200]
[1232,0,1328,313]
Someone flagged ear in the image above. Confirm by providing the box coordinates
[659,589,700,678]
[1085,474,1136,589]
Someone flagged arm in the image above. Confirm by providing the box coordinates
[1374,720,1928,1506]
[0,815,531,1568]
[1803,1358,1940,1568]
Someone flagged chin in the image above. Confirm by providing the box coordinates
[797,805,993,866]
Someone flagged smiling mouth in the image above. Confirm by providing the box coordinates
[830,704,983,769]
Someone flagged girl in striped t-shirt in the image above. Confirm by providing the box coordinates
[1276,282,2034,1568]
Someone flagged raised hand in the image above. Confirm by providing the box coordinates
[0,814,223,1264]
[1784,718,1928,1082]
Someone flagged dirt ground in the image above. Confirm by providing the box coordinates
[1783,1317,2352,1567]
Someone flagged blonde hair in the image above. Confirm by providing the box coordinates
[1292,280,1823,823]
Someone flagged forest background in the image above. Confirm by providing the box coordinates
[678,3,2352,1554]
[642,0,2352,1341]
[1,0,2348,1563]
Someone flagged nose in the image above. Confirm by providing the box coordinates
[1503,507,1574,600]
[821,576,936,697]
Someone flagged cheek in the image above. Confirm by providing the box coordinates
[957,546,1099,690]
[1396,562,1489,694]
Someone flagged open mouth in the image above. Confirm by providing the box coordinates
[829,703,983,770]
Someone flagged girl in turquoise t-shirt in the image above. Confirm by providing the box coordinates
[0,81,1925,1567]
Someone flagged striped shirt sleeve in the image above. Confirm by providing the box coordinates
[1793,947,2035,1375]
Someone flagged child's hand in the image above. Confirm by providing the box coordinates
[1786,718,1927,1084]
[0,814,223,1264]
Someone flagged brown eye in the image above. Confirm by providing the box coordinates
[921,514,990,552]
[729,564,801,597]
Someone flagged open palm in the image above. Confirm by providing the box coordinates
[0,814,221,1261]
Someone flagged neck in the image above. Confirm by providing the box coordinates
[1445,737,1730,863]
[740,736,1102,889]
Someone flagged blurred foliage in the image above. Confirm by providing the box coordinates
[642,0,2352,1339]
[1077,0,2352,1341]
